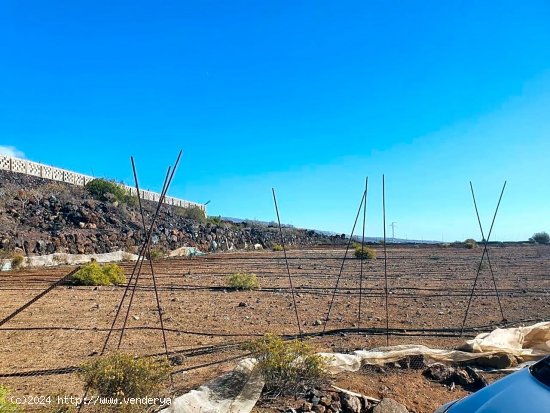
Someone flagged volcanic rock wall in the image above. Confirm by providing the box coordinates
[0,170,343,256]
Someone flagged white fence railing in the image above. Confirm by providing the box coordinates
[0,155,206,212]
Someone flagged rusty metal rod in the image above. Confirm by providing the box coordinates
[272,188,303,339]
[460,181,506,335]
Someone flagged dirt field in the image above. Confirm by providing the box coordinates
[0,243,548,412]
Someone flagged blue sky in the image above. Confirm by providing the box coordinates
[1,1,549,241]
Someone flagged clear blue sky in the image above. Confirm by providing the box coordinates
[1,1,548,241]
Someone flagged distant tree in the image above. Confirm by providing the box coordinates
[530,232,550,245]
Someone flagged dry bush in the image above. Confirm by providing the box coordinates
[244,334,330,397]
[71,262,126,286]
[227,272,259,290]
[80,353,170,411]
[272,244,284,251]
[174,205,206,222]
[0,385,21,413]
[11,254,24,270]
[464,239,478,249]
[148,248,166,260]
[353,243,376,259]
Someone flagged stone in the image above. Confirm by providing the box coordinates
[340,393,362,413]
[423,364,488,391]
[169,355,184,366]
[320,396,332,407]
[301,401,313,411]
[329,401,341,411]
[372,398,409,413]
[423,363,453,382]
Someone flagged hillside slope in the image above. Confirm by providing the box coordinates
[0,170,342,256]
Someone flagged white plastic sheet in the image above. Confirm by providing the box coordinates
[0,250,139,270]
[160,359,263,413]
[162,322,550,413]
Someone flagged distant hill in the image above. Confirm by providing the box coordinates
[222,217,438,244]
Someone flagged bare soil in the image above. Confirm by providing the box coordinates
[0,244,548,412]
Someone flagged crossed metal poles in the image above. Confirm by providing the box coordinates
[460,181,507,335]
[79,151,181,411]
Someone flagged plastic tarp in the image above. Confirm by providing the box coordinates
[168,247,205,258]
[323,322,550,374]
[160,359,263,413]
[163,322,549,413]
[0,250,139,270]
[460,321,550,356]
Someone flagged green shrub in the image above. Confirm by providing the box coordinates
[102,264,126,284]
[80,353,170,406]
[207,216,223,225]
[85,179,128,203]
[243,334,329,397]
[11,254,24,270]
[174,205,206,222]
[353,243,376,259]
[272,244,284,252]
[530,231,549,245]
[227,273,259,290]
[0,385,21,413]
[464,239,478,249]
[72,262,126,286]
[148,248,166,260]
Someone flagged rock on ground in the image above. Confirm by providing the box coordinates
[372,398,409,413]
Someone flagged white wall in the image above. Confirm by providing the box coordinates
[0,155,206,212]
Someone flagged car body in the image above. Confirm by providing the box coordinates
[435,355,550,413]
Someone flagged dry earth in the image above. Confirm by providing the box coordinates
[0,244,548,412]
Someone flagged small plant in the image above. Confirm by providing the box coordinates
[530,231,549,245]
[80,353,170,407]
[227,272,259,290]
[244,334,329,397]
[464,238,478,249]
[148,248,166,260]
[272,244,284,252]
[0,385,21,413]
[174,205,206,222]
[353,243,376,259]
[207,215,223,225]
[72,262,126,286]
[85,179,128,204]
[11,254,24,270]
